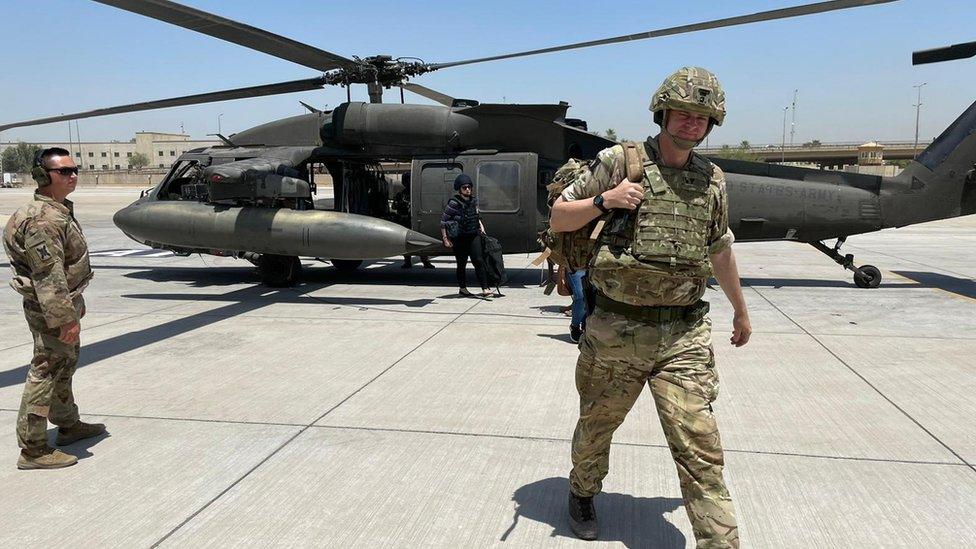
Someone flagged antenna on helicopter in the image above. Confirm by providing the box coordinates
[208,133,237,148]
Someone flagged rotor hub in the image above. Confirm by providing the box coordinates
[323,55,433,88]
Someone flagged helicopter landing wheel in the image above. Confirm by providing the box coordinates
[853,265,882,289]
[256,254,302,287]
[331,259,363,272]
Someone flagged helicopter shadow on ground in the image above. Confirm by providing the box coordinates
[0,262,477,390]
[0,284,313,390]
[736,277,865,289]
[891,271,976,300]
[739,272,976,300]
[500,477,685,548]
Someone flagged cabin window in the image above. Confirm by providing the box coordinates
[476,161,520,212]
[419,162,464,212]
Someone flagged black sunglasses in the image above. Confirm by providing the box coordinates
[46,167,79,176]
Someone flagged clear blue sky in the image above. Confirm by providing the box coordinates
[1,0,972,147]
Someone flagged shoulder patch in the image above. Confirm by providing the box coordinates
[24,228,57,268]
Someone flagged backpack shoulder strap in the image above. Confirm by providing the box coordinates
[622,141,643,183]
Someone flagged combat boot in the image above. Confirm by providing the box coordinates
[56,421,106,446]
[17,447,78,470]
[568,492,598,540]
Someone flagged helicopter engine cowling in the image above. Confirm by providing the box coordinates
[182,158,312,203]
[322,102,477,154]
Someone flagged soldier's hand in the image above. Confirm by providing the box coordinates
[443,237,453,248]
[730,312,751,347]
[58,321,80,345]
[601,180,644,210]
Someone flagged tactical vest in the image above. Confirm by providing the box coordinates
[603,140,715,277]
[454,195,480,235]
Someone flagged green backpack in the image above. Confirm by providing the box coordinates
[534,143,645,276]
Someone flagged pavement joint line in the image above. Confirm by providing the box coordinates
[29,304,973,339]
[309,423,967,468]
[149,294,486,547]
[2,409,308,429]
[749,283,976,476]
[0,404,956,470]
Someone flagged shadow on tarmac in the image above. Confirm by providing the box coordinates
[740,271,976,300]
[537,332,574,344]
[0,260,544,389]
[46,427,110,461]
[110,259,537,289]
[0,285,307,389]
[502,477,685,547]
[739,277,867,289]
[892,271,976,300]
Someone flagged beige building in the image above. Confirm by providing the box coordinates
[1,131,221,171]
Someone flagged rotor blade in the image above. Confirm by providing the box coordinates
[913,41,976,65]
[93,0,356,72]
[429,0,898,70]
[402,83,456,106]
[0,77,326,132]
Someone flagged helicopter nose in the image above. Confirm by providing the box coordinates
[113,203,140,240]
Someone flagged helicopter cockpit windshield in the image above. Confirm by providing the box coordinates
[153,158,205,200]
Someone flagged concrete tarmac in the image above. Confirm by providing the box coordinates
[0,188,974,547]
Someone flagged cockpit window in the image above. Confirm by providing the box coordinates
[158,159,203,199]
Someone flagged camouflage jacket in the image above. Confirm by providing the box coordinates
[561,136,734,307]
[3,193,92,328]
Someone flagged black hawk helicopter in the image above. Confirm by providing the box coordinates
[6,0,974,288]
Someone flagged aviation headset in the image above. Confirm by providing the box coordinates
[31,147,70,187]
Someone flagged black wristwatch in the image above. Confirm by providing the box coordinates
[593,194,610,213]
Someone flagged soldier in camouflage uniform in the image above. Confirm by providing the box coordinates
[550,68,751,547]
[3,147,105,470]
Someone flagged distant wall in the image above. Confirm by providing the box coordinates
[6,170,166,188]
[8,171,337,188]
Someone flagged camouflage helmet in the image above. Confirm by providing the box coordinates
[649,66,726,127]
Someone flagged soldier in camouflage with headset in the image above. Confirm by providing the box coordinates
[3,147,105,470]
[550,67,751,547]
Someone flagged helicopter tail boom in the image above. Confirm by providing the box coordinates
[880,99,976,227]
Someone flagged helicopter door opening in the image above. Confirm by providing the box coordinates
[413,153,538,253]
[471,154,538,253]
[414,161,464,239]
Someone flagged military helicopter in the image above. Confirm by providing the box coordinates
[8,0,973,289]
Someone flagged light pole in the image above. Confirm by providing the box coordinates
[790,89,798,146]
[217,113,224,135]
[913,82,927,158]
[781,106,789,163]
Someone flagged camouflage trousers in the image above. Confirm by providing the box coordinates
[16,300,80,452]
[569,306,738,548]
